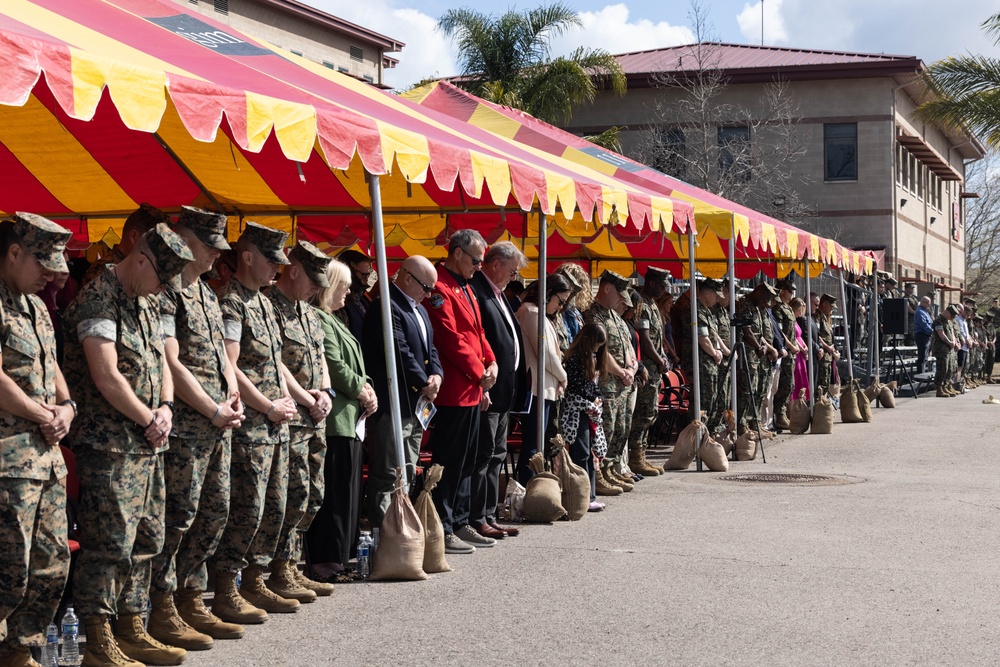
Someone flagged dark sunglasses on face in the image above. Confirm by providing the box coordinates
[403,268,433,293]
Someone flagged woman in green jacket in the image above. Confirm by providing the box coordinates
[305,259,377,580]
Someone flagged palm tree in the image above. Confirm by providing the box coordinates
[437,3,626,126]
[916,13,1000,146]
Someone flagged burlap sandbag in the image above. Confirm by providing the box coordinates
[878,386,896,408]
[665,420,704,471]
[552,437,590,521]
[863,380,880,404]
[810,392,835,434]
[412,464,451,574]
[789,389,811,434]
[858,383,873,422]
[522,453,566,523]
[701,434,729,472]
[370,469,428,581]
[734,431,757,461]
[841,381,863,423]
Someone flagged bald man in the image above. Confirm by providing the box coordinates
[361,256,444,528]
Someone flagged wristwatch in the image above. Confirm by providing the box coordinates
[324,388,336,401]
[159,401,175,411]
[59,399,78,417]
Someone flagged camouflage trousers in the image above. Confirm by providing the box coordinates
[707,361,732,434]
[627,364,661,456]
[985,346,995,378]
[151,432,231,595]
[736,354,764,428]
[600,381,635,465]
[275,426,326,562]
[773,356,796,421]
[934,348,951,387]
[816,357,832,395]
[210,440,287,574]
[74,448,164,618]
[0,473,69,648]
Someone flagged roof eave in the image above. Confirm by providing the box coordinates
[252,0,405,52]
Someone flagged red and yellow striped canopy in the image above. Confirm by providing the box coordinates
[406,81,876,277]
[0,0,696,248]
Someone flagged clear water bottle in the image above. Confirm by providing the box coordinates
[235,568,242,589]
[41,624,59,667]
[60,606,79,666]
[356,531,372,579]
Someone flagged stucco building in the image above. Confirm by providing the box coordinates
[174,0,403,88]
[562,43,985,289]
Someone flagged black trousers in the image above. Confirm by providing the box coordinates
[305,436,362,567]
[459,411,508,528]
[568,409,596,502]
[428,405,480,535]
[915,332,931,373]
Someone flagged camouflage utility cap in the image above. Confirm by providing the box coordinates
[338,249,373,265]
[698,278,724,297]
[753,282,779,298]
[820,293,837,305]
[13,212,72,273]
[146,223,194,292]
[946,304,960,317]
[289,241,333,287]
[599,270,632,307]
[775,279,796,293]
[241,222,290,265]
[178,206,230,250]
[127,203,171,231]
[645,266,670,284]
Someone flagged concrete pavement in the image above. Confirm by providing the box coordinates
[183,387,1000,666]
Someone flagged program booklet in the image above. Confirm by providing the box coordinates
[416,396,437,430]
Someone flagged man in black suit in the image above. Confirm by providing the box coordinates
[464,241,528,539]
[361,255,443,528]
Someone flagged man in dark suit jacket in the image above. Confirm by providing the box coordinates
[361,255,443,528]
[464,241,528,539]
[425,229,497,554]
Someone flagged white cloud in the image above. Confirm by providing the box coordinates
[736,0,789,45]
[549,4,694,57]
[306,0,457,90]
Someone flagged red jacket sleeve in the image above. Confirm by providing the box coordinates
[427,285,487,383]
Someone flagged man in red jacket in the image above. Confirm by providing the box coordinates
[425,229,497,555]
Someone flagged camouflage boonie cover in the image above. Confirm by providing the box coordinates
[0,281,66,479]
[160,279,230,438]
[264,285,326,428]
[63,266,166,454]
[219,278,289,445]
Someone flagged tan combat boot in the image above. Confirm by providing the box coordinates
[267,560,317,603]
[595,468,623,496]
[605,467,634,492]
[629,448,662,477]
[289,562,335,597]
[81,616,143,667]
[114,613,186,666]
[175,588,244,639]
[0,643,42,667]
[240,566,300,614]
[936,386,948,397]
[148,591,213,651]
[211,571,268,626]
[773,411,791,431]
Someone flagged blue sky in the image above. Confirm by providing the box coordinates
[309,0,1000,89]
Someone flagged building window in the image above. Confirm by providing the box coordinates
[323,61,335,69]
[909,153,917,194]
[350,45,364,62]
[901,147,909,192]
[824,123,857,181]
[650,128,687,180]
[290,50,303,57]
[718,126,751,182]
[363,75,374,83]
[338,66,349,73]
[213,0,227,14]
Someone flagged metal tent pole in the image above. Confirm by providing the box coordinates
[536,211,547,461]
[729,218,737,416]
[368,174,407,486]
[873,279,881,382]
[805,263,815,411]
[838,269,854,381]
[688,230,702,470]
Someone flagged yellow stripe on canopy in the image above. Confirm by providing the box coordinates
[245,92,317,161]
[70,49,167,129]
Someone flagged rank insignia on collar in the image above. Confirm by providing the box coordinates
[430,294,445,309]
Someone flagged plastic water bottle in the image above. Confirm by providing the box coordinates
[235,568,242,589]
[41,624,59,667]
[60,606,79,666]
[356,531,372,579]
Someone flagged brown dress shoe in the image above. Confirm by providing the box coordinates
[490,521,520,537]
[475,523,506,539]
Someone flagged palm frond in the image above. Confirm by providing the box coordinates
[584,126,622,153]
[924,55,1000,97]
[565,47,627,96]
[982,12,1000,46]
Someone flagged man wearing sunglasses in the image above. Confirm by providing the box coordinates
[361,255,443,529]
[425,229,498,555]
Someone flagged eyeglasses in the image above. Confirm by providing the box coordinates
[457,246,483,266]
[403,268,433,293]
[555,294,569,307]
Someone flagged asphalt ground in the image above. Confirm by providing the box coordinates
[175,385,1000,666]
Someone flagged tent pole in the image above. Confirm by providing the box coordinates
[536,210,548,464]
[805,263,815,412]
[729,216,737,418]
[838,269,854,381]
[873,278,880,382]
[688,230,702,471]
[368,173,407,488]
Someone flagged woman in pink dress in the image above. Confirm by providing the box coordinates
[791,298,810,401]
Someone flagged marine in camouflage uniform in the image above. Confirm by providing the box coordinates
[147,207,245,649]
[80,204,170,288]
[211,222,299,621]
[584,271,637,474]
[627,267,670,476]
[772,280,798,429]
[0,215,74,665]
[932,307,958,396]
[735,283,778,431]
[984,311,997,382]
[263,241,335,600]
[65,223,193,667]
[814,294,839,394]
[904,286,919,346]
[706,292,733,434]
